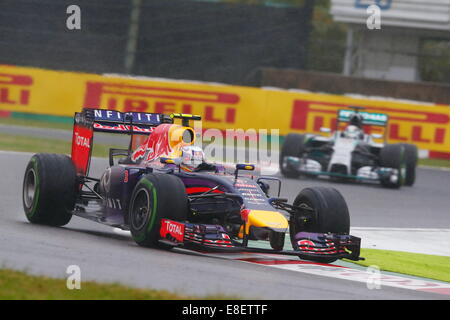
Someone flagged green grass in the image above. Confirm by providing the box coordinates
[419,158,450,168]
[0,268,237,300]
[346,249,450,283]
[0,133,122,158]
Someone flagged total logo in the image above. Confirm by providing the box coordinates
[74,132,91,148]
[164,220,184,236]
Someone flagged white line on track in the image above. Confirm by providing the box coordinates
[112,227,450,297]
[180,248,450,297]
[351,227,450,257]
[113,228,131,236]
[418,165,450,172]
[243,260,450,296]
[352,227,450,232]
[0,150,35,156]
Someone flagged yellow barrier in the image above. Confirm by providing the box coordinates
[265,89,450,153]
[0,65,265,131]
[1,65,450,155]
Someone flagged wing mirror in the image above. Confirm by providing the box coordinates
[234,163,255,179]
[236,164,255,171]
[160,157,183,165]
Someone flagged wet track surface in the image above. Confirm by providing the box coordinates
[278,167,450,229]
[1,150,449,299]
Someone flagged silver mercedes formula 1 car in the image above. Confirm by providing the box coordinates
[280,107,418,188]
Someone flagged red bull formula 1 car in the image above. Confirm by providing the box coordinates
[22,108,362,263]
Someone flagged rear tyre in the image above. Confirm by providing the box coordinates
[279,133,306,178]
[129,173,188,248]
[289,187,350,263]
[22,153,76,226]
[402,144,418,186]
[379,144,406,189]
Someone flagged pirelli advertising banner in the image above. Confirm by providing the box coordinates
[265,90,450,157]
[0,65,265,132]
[1,65,450,156]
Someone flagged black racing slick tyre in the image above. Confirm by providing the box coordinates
[269,230,285,251]
[22,153,77,226]
[402,144,418,186]
[289,187,350,264]
[129,173,188,248]
[379,144,406,189]
[279,133,306,178]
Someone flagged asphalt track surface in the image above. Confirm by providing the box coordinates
[1,153,449,300]
[0,125,449,299]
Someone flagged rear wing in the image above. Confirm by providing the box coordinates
[88,108,172,134]
[337,109,389,127]
[71,109,202,177]
[71,108,172,176]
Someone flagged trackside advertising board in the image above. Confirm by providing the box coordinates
[1,65,450,158]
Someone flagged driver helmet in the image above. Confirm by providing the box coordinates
[180,145,205,172]
[343,125,363,139]
[349,113,364,128]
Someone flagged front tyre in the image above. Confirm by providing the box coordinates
[402,144,418,186]
[289,187,350,263]
[22,153,76,226]
[279,133,306,178]
[379,144,406,189]
[269,230,285,251]
[129,173,188,248]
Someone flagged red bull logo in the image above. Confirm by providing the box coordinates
[131,124,173,162]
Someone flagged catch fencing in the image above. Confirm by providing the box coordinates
[0,0,313,85]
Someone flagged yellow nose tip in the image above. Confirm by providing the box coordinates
[245,210,288,234]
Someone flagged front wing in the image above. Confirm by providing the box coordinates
[159,219,363,261]
[284,156,398,184]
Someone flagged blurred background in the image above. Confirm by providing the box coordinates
[0,0,450,164]
[1,0,449,92]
